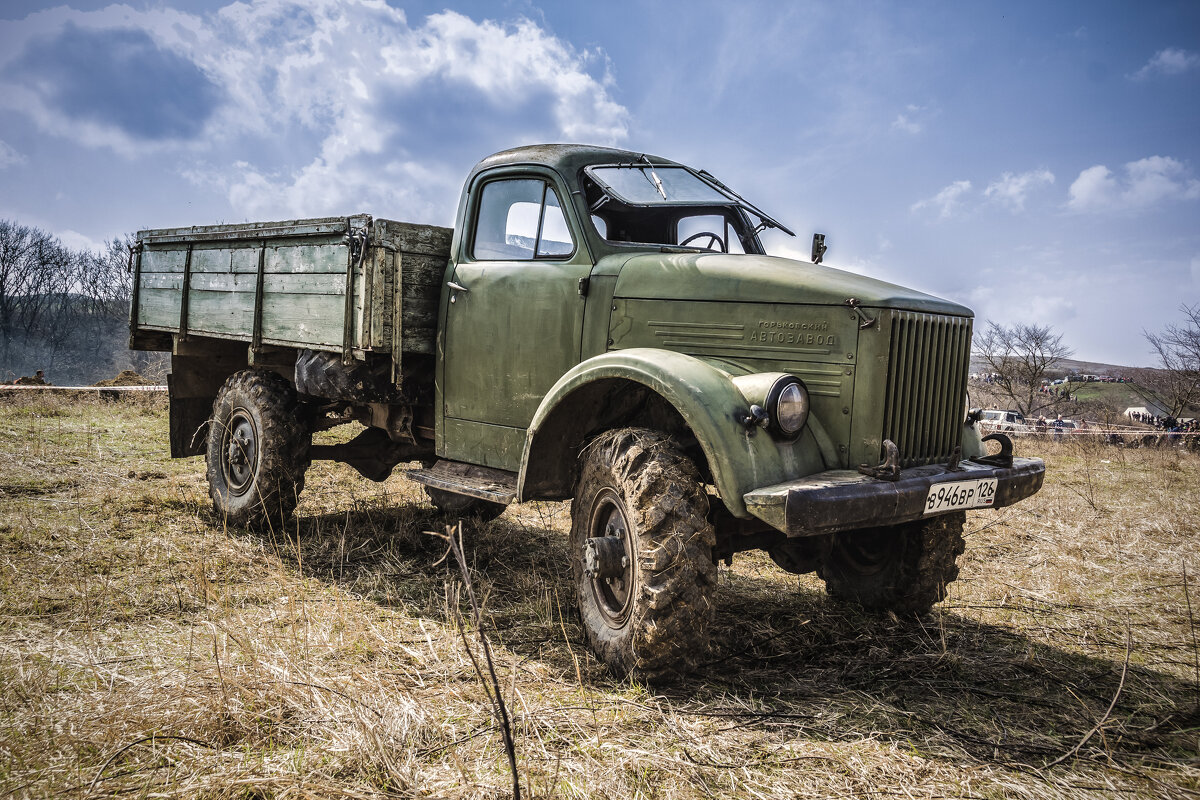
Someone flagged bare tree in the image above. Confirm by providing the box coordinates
[1,220,150,383]
[975,321,1074,418]
[0,220,66,365]
[1139,304,1200,419]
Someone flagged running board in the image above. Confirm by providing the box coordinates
[406,460,518,505]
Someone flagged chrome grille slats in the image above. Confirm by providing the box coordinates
[881,311,972,468]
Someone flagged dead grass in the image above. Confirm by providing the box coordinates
[2,394,1198,798]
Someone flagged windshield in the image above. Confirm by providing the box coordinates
[587,165,733,206]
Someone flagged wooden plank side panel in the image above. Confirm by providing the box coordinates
[379,219,453,256]
[187,290,255,338]
[265,242,349,274]
[369,247,391,351]
[140,273,184,291]
[399,251,447,355]
[261,293,365,348]
[135,219,447,355]
[137,287,182,328]
[190,245,259,274]
[139,216,352,243]
[142,247,188,273]
[375,219,450,357]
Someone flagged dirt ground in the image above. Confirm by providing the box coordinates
[1,393,1198,799]
[92,369,150,387]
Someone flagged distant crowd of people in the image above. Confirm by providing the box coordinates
[1037,384,1074,400]
[1128,411,1198,435]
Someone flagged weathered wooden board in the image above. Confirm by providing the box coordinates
[261,293,360,347]
[265,244,350,274]
[136,287,182,328]
[141,247,188,273]
[186,290,256,337]
[190,246,259,274]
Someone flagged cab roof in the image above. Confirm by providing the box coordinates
[468,144,683,182]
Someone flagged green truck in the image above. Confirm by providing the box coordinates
[131,144,1045,678]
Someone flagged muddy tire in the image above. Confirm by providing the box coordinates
[424,487,507,522]
[206,369,311,529]
[570,428,717,680]
[817,511,965,614]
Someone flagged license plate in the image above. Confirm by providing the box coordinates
[923,478,998,514]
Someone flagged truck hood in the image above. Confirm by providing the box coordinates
[603,252,972,316]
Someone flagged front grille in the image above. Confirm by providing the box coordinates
[881,312,973,468]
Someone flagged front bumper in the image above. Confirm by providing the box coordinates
[743,457,1045,537]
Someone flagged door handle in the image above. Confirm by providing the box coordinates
[447,280,469,304]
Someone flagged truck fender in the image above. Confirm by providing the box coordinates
[518,348,826,517]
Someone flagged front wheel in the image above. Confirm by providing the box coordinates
[206,369,311,529]
[816,512,966,614]
[570,428,716,680]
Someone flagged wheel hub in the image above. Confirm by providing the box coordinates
[583,535,628,580]
[221,409,258,496]
[586,489,635,626]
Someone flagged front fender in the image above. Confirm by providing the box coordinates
[518,348,826,516]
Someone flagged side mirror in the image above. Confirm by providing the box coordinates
[811,233,827,264]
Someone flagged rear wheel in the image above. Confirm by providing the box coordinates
[570,428,716,680]
[817,512,965,614]
[206,369,311,529]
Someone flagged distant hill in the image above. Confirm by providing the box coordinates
[970,355,1142,378]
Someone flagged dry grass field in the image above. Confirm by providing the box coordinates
[2,393,1199,799]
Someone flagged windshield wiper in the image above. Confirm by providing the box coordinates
[639,155,667,200]
[698,169,795,237]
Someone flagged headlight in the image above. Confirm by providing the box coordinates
[767,376,809,437]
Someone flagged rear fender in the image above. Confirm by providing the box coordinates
[518,348,826,516]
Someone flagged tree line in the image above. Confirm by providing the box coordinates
[975,310,1200,422]
[0,219,165,385]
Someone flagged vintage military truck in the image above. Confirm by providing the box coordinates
[130,144,1045,678]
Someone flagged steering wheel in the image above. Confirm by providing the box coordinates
[679,231,726,252]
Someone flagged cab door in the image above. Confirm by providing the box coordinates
[439,172,593,470]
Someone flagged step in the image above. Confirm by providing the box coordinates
[406,460,518,504]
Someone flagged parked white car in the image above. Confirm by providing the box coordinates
[979,409,1031,434]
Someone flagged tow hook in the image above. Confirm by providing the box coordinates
[859,439,901,481]
[977,433,1015,468]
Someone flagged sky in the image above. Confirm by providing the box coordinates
[1,0,1198,367]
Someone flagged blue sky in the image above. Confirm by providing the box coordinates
[1,0,1198,366]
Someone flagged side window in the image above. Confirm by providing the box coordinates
[472,178,575,260]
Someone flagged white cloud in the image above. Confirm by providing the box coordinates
[911,180,971,219]
[0,2,630,219]
[983,169,1055,212]
[0,140,23,168]
[892,107,926,136]
[57,229,105,253]
[1132,47,1200,79]
[1068,156,1200,212]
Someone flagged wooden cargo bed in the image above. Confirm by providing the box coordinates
[132,215,451,365]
